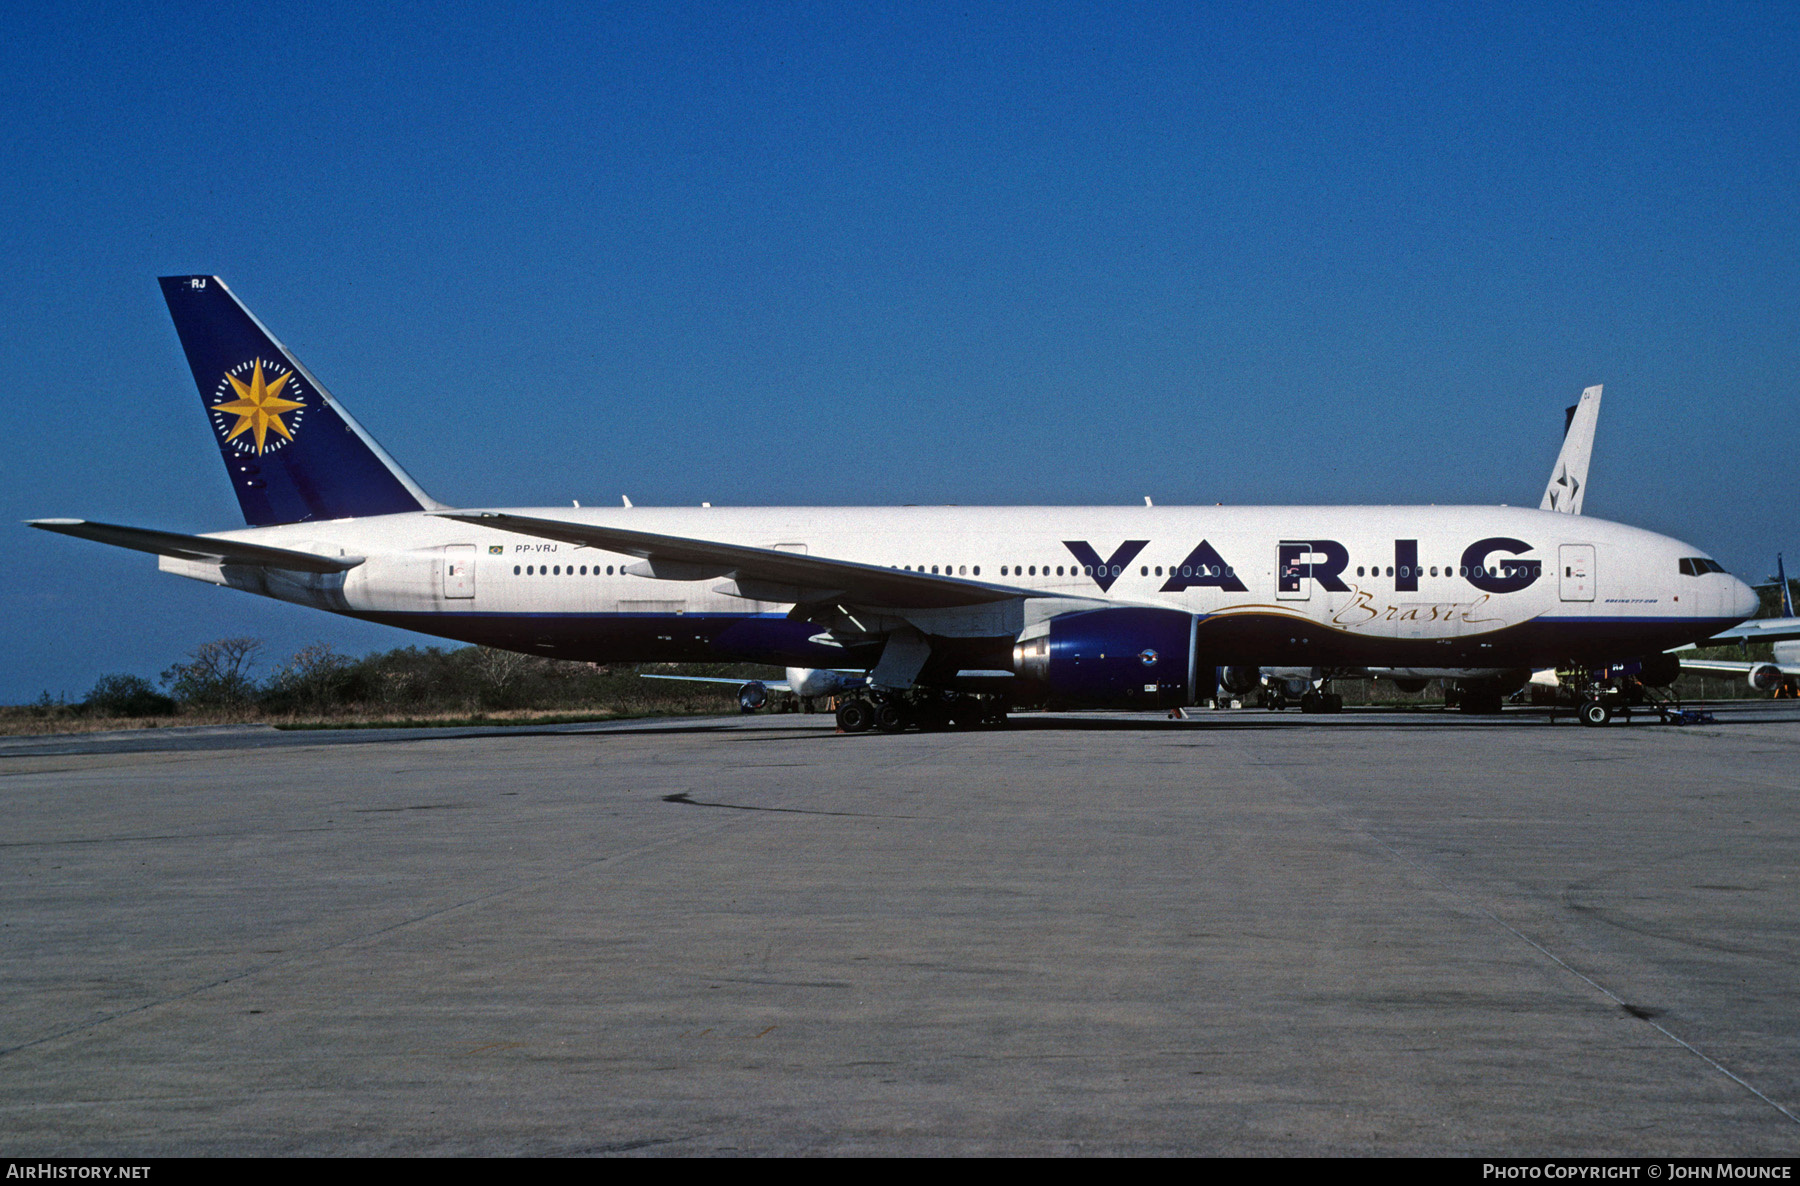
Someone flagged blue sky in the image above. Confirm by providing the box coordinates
[3,1,1796,702]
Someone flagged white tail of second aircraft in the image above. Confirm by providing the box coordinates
[1541,384,1602,514]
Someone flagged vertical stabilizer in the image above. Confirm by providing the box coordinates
[1781,554,1794,618]
[159,276,442,526]
[1541,384,1602,514]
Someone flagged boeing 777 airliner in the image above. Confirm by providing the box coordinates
[30,276,1759,730]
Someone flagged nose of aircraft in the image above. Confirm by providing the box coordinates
[1727,575,1759,621]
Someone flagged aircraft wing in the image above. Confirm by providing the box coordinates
[433,511,1047,609]
[29,519,364,574]
[639,674,793,691]
[1704,616,1800,645]
[1678,657,1800,677]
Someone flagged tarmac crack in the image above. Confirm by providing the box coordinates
[662,791,912,819]
[1233,737,1800,1130]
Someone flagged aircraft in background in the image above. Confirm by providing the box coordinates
[1677,555,1800,696]
[640,666,867,713]
[30,277,1758,731]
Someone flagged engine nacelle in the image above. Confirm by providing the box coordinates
[1013,608,1196,708]
[1219,666,1261,696]
[737,681,769,712]
[1393,678,1430,694]
[1748,663,1783,693]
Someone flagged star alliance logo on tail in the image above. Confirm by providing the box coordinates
[210,358,306,456]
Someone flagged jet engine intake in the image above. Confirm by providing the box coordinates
[1219,666,1260,696]
[1748,663,1783,693]
[737,681,769,712]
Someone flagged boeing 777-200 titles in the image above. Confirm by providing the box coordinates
[30,277,1760,730]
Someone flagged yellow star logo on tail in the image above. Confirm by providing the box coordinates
[213,360,303,455]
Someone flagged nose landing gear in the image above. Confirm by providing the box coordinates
[1556,664,1695,726]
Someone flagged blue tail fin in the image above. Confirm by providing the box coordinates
[159,275,440,525]
[1782,554,1794,618]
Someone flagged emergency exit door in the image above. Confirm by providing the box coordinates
[441,544,476,599]
[1276,542,1312,600]
[1559,544,1594,602]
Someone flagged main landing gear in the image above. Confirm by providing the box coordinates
[1298,690,1345,714]
[1254,686,1343,713]
[834,689,1009,734]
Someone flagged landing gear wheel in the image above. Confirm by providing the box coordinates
[1300,691,1322,714]
[875,701,910,733]
[1580,699,1613,727]
[836,698,875,733]
[1325,693,1344,714]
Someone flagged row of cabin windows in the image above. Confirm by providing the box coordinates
[514,564,617,576]
[511,560,1542,580]
[985,562,1538,580]
[1352,563,1542,579]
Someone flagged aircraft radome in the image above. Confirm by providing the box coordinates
[31,276,1760,731]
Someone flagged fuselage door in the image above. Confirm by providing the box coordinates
[1276,541,1312,601]
[1559,544,1594,602]
[442,544,476,599]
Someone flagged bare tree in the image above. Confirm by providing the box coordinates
[161,637,263,707]
[472,646,531,692]
[266,643,352,711]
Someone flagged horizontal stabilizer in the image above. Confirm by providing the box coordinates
[29,519,363,573]
[433,510,1045,609]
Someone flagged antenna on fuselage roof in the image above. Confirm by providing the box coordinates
[621,494,633,508]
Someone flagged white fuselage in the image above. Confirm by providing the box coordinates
[160,503,1756,674]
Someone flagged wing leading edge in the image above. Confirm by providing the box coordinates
[432,511,1048,610]
[27,519,364,573]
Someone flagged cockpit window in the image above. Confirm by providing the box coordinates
[1678,557,1726,576]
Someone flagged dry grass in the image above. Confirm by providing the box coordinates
[0,699,739,738]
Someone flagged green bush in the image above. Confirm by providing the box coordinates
[84,674,177,717]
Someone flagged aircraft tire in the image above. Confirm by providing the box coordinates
[1580,699,1613,727]
[836,699,875,733]
[875,701,910,733]
[1325,693,1343,713]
